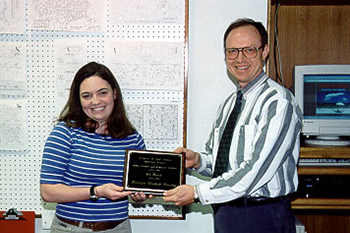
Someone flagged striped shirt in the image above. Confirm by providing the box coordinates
[196,72,302,205]
[40,121,146,222]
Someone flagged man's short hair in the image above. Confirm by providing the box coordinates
[223,18,268,50]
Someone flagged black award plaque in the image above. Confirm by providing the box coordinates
[123,149,185,195]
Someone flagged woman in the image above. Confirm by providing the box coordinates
[40,62,146,232]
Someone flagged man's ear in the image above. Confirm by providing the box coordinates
[262,44,270,60]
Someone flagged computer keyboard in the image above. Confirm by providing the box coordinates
[298,158,350,166]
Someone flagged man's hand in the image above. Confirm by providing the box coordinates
[163,185,195,206]
[174,147,201,169]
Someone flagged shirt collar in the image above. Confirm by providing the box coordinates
[238,71,268,96]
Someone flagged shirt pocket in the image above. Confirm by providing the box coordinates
[240,124,257,161]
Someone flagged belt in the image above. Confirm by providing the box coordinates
[57,215,125,232]
[217,196,287,207]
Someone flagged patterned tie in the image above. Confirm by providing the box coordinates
[213,90,243,178]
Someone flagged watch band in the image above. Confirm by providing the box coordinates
[90,185,98,202]
[193,185,200,203]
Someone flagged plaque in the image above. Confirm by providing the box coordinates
[123,149,185,195]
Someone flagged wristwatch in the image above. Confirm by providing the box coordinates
[90,185,99,202]
[193,185,200,203]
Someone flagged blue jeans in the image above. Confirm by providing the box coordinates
[213,197,296,233]
[50,215,132,233]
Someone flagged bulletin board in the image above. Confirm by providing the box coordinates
[0,0,189,228]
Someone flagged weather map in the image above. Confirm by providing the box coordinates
[109,0,185,25]
[0,0,25,34]
[126,103,179,141]
[28,0,105,31]
[0,43,26,95]
[107,41,184,90]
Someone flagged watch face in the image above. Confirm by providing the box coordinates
[90,195,98,202]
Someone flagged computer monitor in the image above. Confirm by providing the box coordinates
[293,64,350,146]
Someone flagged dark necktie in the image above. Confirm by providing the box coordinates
[213,90,243,178]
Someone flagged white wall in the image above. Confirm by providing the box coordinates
[187,0,268,152]
[131,0,268,233]
[36,0,268,232]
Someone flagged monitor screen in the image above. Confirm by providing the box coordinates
[303,74,350,119]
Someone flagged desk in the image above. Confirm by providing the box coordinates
[292,147,350,209]
[292,147,350,233]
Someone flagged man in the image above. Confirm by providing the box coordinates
[163,18,302,233]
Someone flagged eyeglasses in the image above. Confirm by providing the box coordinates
[225,46,263,60]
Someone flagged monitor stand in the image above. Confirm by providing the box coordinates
[305,136,350,147]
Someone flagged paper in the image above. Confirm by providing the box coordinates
[54,39,86,115]
[126,102,180,141]
[28,0,106,31]
[0,42,26,95]
[0,0,25,34]
[107,41,184,90]
[109,0,185,25]
[0,99,27,150]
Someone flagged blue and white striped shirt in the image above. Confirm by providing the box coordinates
[196,72,302,205]
[40,121,146,222]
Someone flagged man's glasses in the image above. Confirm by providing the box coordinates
[225,46,263,60]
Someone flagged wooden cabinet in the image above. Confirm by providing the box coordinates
[267,1,350,232]
[293,147,350,209]
[267,0,350,90]
[291,147,350,233]
[297,147,350,176]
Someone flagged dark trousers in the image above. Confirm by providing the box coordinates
[213,197,296,233]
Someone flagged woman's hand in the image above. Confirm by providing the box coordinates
[130,192,153,202]
[96,183,132,201]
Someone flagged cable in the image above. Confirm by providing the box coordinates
[274,0,285,87]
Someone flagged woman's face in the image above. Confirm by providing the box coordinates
[79,75,116,127]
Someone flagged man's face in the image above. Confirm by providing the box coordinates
[225,25,269,88]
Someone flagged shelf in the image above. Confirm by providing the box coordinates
[300,147,350,159]
[298,166,350,175]
[292,198,350,210]
[270,0,350,5]
[298,147,350,175]
[295,146,350,210]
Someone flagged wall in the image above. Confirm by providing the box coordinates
[35,0,268,232]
